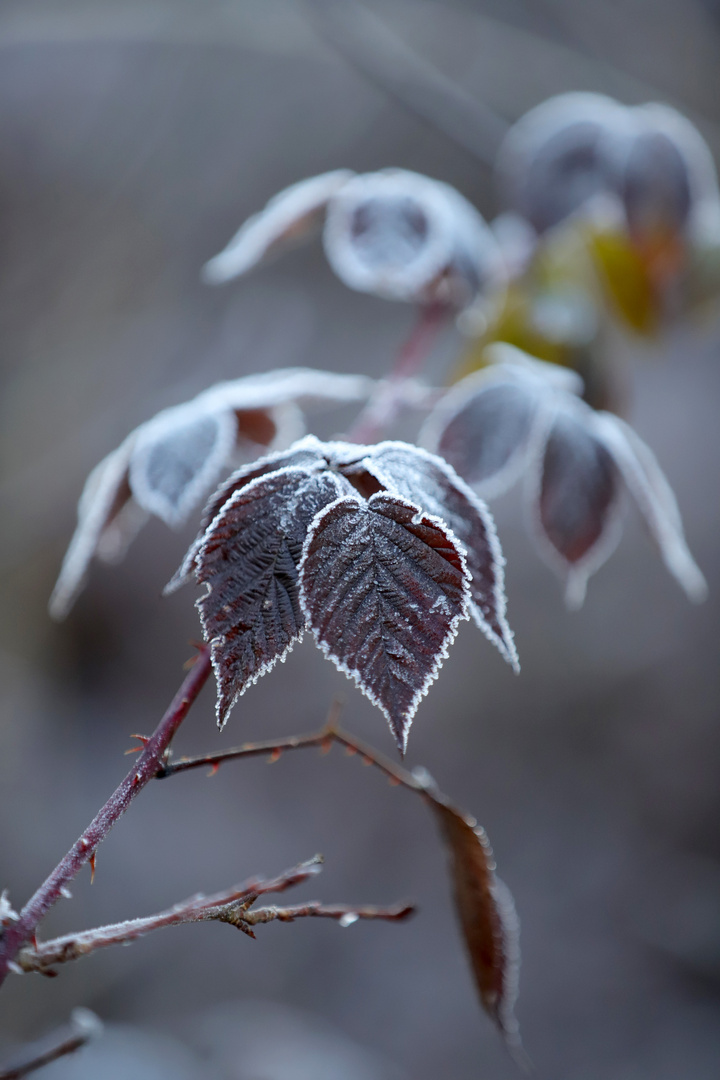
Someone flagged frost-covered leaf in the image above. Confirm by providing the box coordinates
[323,168,505,307]
[202,171,355,284]
[422,371,542,499]
[299,492,471,753]
[197,367,374,412]
[49,437,136,620]
[419,776,521,1050]
[166,438,330,593]
[531,400,623,607]
[496,91,630,233]
[595,413,707,601]
[196,466,349,728]
[50,368,376,616]
[129,404,238,527]
[420,344,583,501]
[355,442,518,670]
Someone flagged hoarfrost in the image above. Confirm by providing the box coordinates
[195,467,347,729]
[202,170,355,284]
[298,491,471,754]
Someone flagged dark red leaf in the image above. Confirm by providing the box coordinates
[424,783,521,1049]
[431,380,540,496]
[299,492,471,753]
[354,443,518,670]
[166,440,328,593]
[535,405,621,606]
[196,467,347,728]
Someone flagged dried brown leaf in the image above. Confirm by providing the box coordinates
[421,778,521,1050]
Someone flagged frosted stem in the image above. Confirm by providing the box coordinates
[0,647,212,989]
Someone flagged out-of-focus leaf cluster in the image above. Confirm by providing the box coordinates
[461,92,720,408]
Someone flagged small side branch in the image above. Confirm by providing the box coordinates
[157,715,425,796]
[0,647,212,989]
[15,857,414,976]
[0,1008,102,1080]
[244,901,415,927]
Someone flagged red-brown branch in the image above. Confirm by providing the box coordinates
[0,1008,102,1079]
[0,647,212,989]
[15,856,414,976]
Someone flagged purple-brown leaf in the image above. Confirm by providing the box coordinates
[423,781,521,1049]
[166,439,329,593]
[196,466,347,728]
[357,442,518,670]
[427,379,540,497]
[534,403,622,607]
[298,492,471,753]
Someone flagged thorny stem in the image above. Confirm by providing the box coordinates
[347,301,449,443]
[16,851,412,976]
[0,647,212,989]
[157,707,426,798]
[0,1009,102,1080]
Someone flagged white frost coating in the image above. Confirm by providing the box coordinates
[523,394,625,609]
[196,367,375,412]
[208,628,305,732]
[49,435,136,620]
[490,876,524,1051]
[356,441,519,672]
[419,365,547,502]
[482,342,585,396]
[164,434,332,594]
[197,468,349,729]
[52,367,372,613]
[496,92,633,231]
[420,343,583,491]
[298,491,471,754]
[129,402,238,527]
[323,168,505,307]
[0,890,18,924]
[595,413,708,602]
[202,170,355,284]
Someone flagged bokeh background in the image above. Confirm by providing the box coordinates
[1,1,719,1077]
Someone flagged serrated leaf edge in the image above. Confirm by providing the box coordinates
[194,464,349,728]
[164,435,330,594]
[360,441,520,673]
[298,491,472,753]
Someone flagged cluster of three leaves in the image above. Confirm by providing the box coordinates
[170,437,518,754]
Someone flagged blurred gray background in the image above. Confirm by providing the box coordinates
[1,1,719,1077]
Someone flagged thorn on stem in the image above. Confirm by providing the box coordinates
[267,748,283,764]
[89,852,97,885]
[323,697,344,735]
[183,643,206,670]
[125,734,150,755]
[206,762,221,777]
